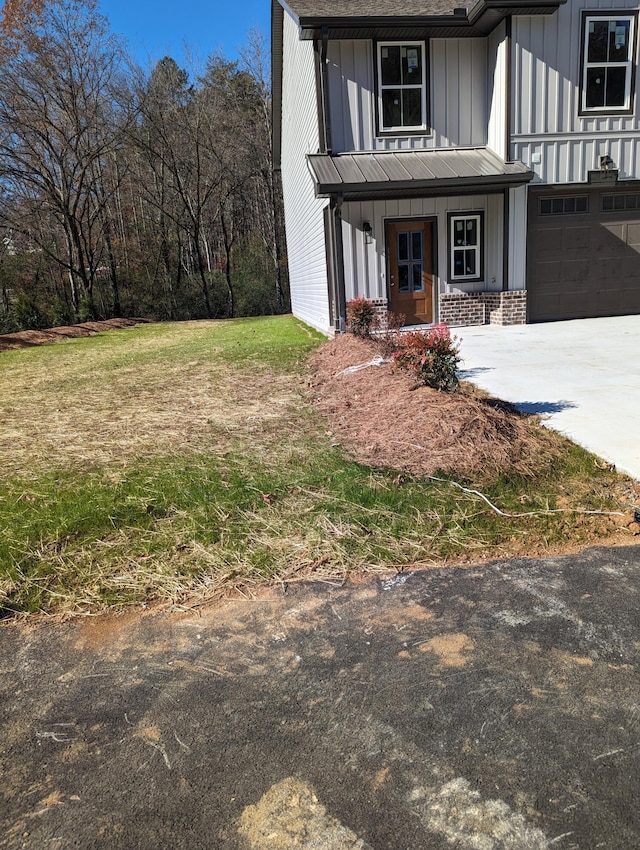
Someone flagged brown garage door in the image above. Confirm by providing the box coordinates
[527,185,640,322]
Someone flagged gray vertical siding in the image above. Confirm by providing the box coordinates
[508,186,528,290]
[513,0,640,183]
[280,10,331,335]
[327,38,488,153]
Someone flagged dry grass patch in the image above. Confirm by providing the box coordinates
[0,320,306,478]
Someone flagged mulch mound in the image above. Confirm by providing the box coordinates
[0,318,151,352]
[310,334,561,481]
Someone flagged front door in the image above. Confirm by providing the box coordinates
[388,220,434,325]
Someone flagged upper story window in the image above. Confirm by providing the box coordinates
[581,13,636,113]
[376,42,428,134]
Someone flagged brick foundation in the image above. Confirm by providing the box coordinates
[438,291,527,327]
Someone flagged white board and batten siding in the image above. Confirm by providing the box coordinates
[487,21,508,160]
[340,195,506,311]
[327,39,488,153]
[280,9,331,335]
[513,0,640,184]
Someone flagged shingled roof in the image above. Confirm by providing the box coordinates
[284,1,463,16]
[279,0,567,38]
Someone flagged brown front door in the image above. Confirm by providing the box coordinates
[388,220,434,324]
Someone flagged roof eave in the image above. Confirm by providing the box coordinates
[272,0,285,170]
[295,0,567,39]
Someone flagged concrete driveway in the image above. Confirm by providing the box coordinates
[1,546,640,849]
[458,315,640,480]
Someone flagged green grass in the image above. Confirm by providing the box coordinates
[0,315,631,617]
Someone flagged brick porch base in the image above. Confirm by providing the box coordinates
[439,291,527,327]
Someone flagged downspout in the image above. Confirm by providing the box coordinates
[332,195,346,333]
[502,15,512,293]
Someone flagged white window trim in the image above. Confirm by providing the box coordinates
[582,14,635,113]
[377,41,427,133]
[450,213,482,282]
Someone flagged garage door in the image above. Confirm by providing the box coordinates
[527,185,640,322]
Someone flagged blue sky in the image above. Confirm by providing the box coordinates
[98,0,271,67]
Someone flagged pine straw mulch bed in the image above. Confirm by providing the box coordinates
[0,318,151,352]
[310,333,565,481]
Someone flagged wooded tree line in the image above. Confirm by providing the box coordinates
[0,0,288,331]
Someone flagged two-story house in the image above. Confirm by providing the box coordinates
[273,0,640,334]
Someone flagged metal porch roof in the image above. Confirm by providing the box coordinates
[308,147,534,199]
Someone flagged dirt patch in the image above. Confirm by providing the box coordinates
[310,334,562,481]
[417,633,475,668]
[238,777,372,850]
[0,318,150,352]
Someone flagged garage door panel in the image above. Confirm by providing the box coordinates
[625,222,640,245]
[538,227,564,252]
[528,187,640,322]
[561,259,591,282]
[597,223,630,251]
[563,226,591,250]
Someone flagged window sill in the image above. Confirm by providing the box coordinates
[578,107,634,118]
[376,128,432,138]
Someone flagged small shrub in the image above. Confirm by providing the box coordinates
[376,310,406,356]
[392,324,461,391]
[1,292,47,333]
[77,294,96,322]
[346,297,377,337]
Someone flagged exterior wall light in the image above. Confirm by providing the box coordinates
[363,221,373,244]
[600,154,614,171]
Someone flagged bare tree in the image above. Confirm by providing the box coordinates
[0,0,134,317]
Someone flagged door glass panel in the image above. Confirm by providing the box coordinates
[412,264,424,292]
[398,265,410,292]
[411,231,423,260]
[397,232,409,261]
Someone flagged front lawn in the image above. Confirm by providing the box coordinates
[0,315,633,616]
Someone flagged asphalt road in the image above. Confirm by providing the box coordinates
[1,545,639,849]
